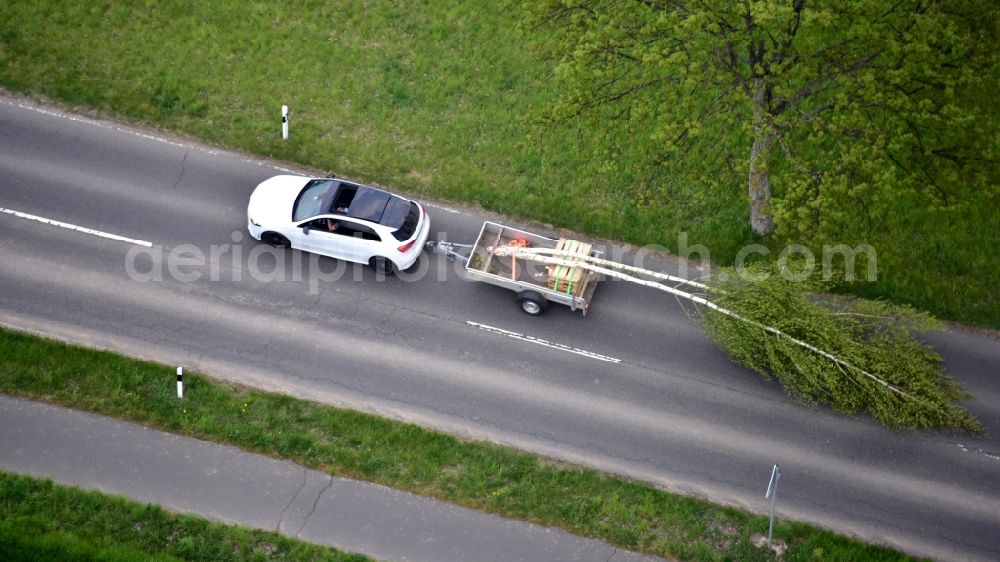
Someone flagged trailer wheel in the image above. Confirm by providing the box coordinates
[516,291,548,316]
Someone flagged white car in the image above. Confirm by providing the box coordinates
[247,174,430,273]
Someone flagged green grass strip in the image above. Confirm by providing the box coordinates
[0,471,367,562]
[0,327,920,561]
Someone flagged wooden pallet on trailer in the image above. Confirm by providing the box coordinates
[546,238,592,295]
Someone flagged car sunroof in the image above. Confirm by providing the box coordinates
[342,186,391,223]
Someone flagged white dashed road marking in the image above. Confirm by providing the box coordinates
[957,443,1000,462]
[1,207,153,248]
[425,202,470,216]
[467,320,621,364]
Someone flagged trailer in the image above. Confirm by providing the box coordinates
[426,221,601,316]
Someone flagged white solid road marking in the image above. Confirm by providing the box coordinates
[467,320,621,364]
[0,207,153,248]
[3,98,299,174]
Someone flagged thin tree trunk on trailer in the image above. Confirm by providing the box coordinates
[749,81,776,237]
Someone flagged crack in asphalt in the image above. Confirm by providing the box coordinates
[171,150,189,191]
[295,474,334,537]
[276,467,309,532]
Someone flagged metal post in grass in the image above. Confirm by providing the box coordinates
[765,464,781,548]
[176,367,183,399]
[281,105,289,140]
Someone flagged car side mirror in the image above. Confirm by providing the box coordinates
[302,225,310,235]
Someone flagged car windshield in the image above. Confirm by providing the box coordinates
[292,179,337,221]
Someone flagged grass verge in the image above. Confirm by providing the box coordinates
[0,1,993,326]
[0,327,918,561]
[0,471,367,561]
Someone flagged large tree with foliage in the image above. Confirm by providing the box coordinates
[526,0,997,239]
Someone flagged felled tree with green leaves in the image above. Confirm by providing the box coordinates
[698,264,981,432]
[526,0,997,240]
[491,244,982,432]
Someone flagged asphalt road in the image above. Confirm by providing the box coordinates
[1,94,998,561]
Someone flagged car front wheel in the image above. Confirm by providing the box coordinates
[262,232,290,248]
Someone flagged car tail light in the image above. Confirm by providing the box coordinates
[398,239,416,253]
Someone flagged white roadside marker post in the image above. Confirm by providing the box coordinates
[765,464,781,549]
[281,105,289,140]
[176,367,184,399]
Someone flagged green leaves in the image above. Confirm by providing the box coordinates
[698,265,982,432]
[525,0,999,325]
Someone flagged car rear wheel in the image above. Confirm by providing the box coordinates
[262,232,290,248]
[369,256,396,275]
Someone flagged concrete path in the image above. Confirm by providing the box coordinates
[0,395,660,562]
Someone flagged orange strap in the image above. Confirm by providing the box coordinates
[508,239,530,280]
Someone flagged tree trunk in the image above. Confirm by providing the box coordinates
[748,81,776,237]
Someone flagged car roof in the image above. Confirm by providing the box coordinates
[291,176,411,229]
